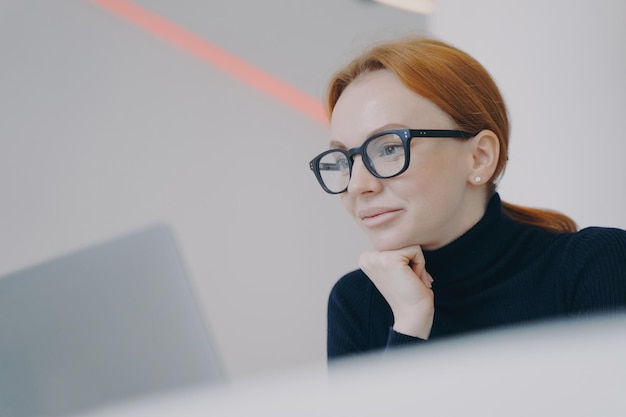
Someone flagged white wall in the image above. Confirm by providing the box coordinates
[432,0,626,229]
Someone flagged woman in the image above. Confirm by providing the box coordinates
[309,37,626,360]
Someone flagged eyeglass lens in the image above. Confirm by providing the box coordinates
[317,151,350,193]
[317,132,407,193]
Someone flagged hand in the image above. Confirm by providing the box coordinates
[359,245,434,339]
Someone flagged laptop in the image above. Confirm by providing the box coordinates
[0,224,223,417]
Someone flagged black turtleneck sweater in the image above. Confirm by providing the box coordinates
[327,193,626,359]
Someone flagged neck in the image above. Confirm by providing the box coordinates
[423,193,518,286]
[422,190,491,251]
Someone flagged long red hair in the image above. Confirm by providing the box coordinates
[326,37,576,233]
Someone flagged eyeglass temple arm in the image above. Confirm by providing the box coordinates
[317,162,343,171]
[411,129,476,138]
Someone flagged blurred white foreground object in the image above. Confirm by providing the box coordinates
[80,312,626,417]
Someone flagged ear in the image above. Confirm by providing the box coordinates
[468,129,500,185]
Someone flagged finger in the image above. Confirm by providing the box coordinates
[405,246,433,288]
[420,269,434,289]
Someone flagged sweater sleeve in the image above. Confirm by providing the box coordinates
[387,328,426,346]
[563,227,626,314]
[327,270,425,360]
[327,272,372,360]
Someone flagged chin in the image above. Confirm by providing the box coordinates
[367,234,415,252]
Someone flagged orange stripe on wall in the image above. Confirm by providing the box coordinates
[91,0,328,125]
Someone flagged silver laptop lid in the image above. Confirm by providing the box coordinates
[0,224,223,417]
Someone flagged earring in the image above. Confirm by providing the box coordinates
[474,176,482,183]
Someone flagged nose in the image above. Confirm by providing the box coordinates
[346,156,383,196]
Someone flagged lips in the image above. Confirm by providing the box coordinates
[358,207,403,227]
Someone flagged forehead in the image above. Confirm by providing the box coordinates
[329,70,453,148]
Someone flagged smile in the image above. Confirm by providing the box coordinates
[359,208,403,227]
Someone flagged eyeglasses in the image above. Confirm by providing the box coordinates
[309,129,476,194]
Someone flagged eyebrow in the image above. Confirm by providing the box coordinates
[329,140,347,149]
[328,124,408,150]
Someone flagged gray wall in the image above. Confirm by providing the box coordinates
[433,0,626,229]
[0,0,426,380]
[1,0,624,382]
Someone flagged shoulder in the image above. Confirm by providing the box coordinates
[564,226,626,259]
[558,226,626,312]
[559,226,626,273]
[328,268,391,321]
[327,268,394,358]
[329,269,376,304]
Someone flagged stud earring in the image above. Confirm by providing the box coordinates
[474,176,482,183]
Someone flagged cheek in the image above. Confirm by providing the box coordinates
[340,194,355,217]
[399,155,440,191]
[410,145,470,186]
[392,152,467,207]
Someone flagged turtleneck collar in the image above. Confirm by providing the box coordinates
[423,193,523,293]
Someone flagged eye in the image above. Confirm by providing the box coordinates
[367,133,405,160]
[335,155,349,170]
[380,144,402,157]
[318,151,350,172]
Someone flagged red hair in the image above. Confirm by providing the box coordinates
[326,37,576,233]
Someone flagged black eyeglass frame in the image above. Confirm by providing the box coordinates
[309,129,477,194]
